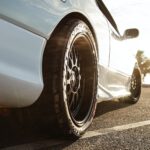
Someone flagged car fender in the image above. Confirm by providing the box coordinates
[0,0,110,107]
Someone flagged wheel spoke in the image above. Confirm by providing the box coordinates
[74,92,80,109]
[72,46,78,66]
[76,48,80,67]
[68,54,74,71]
[69,92,80,112]
[72,46,76,65]
[67,88,72,103]
[69,93,75,110]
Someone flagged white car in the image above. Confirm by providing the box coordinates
[0,0,141,137]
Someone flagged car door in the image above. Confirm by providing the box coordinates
[108,27,137,91]
[96,0,138,97]
[99,0,137,97]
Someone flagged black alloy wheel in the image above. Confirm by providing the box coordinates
[43,19,98,137]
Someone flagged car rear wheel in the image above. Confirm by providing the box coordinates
[43,19,98,137]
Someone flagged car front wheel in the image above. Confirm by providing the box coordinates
[119,67,141,104]
[128,67,141,103]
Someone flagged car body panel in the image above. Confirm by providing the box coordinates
[0,0,109,39]
[0,19,46,107]
[0,0,138,107]
[0,0,111,70]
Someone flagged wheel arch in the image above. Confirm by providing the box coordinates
[42,12,99,93]
[42,12,99,89]
[46,12,99,57]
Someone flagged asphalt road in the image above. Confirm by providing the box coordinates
[1,87,150,150]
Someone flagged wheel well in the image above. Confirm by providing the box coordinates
[49,12,98,53]
[42,12,99,85]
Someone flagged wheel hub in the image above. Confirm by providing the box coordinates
[70,66,80,93]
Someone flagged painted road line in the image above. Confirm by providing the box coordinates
[82,120,150,139]
[3,120,150,150]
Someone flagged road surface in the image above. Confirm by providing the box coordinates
[1,87,150,150]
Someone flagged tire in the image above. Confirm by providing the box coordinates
[43,19,98,137]
[128,67,141,103]
[120,67,141,104]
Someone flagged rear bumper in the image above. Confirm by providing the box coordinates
[0,19,46,107]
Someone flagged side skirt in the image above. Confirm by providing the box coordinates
[96,65,131,102]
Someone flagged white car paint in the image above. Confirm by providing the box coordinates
[0,0,139,107]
